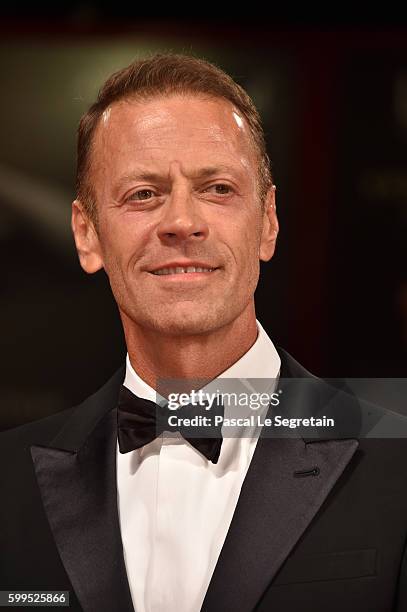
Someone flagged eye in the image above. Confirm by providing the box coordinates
[203,183,233,195]
[127,189,156,201]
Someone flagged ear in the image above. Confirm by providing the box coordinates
[259,186,279,262]
[71,200,104,273]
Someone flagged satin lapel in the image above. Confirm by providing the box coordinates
[202,435,358,612]
[31,366,134,612]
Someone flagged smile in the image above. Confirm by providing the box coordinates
[151,267,216,275]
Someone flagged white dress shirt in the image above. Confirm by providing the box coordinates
[117,319,281,612]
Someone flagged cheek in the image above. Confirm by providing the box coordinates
[241,224,263,284]
[97,224,132,281]
[98,212,136,260]
[97,218,153,297]
[240,219,263,262]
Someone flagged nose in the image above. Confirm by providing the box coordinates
[156,184,209,246]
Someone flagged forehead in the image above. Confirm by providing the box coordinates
[91,94,257,179]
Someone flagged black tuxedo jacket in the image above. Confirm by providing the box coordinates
[1,349,407,612]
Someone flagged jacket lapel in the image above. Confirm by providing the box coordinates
[31,366,134,612]
[201,436,358,612]
[201,349,360,612]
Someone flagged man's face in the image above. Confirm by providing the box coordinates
[72,94,278,337]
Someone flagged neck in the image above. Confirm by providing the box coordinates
[122,305,258,391]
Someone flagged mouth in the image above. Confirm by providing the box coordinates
[150,266,217,276]
[146,263,221,283]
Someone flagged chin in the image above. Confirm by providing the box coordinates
[138,306,231,337]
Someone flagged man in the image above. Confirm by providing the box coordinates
[1,54,406,612]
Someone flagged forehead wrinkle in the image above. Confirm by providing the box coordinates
[133,121,218,133]
[126,109,246,143]
[113,162,249,194]
[129,139,234,148]
[139,128,236,148]
[125,109,233,140]
[167,162,247,180]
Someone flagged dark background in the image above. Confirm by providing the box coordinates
[1,13,406,430]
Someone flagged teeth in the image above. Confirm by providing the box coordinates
[152,266,215,275]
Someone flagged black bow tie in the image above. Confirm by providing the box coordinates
[117,386,224,464]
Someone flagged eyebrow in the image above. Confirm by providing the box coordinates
[113,165,243,193]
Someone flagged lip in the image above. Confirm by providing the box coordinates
[147,261,219,274]
[148,269,220,283]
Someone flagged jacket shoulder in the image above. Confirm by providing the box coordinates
[278,346,407,441]
[0,363,126,454]
[0,406,77,454]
